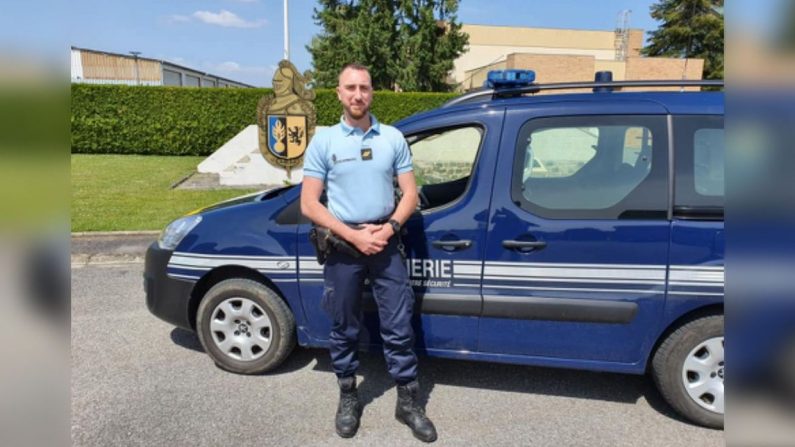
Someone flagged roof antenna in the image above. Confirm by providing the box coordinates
[680,1,698,91]
[614,10,631,62]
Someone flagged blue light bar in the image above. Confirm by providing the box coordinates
[485,69,536,89]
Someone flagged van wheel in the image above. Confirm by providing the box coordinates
[651,314,724,428]
[196,279,295,374]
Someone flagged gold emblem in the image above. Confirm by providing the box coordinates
[257,60,317,176]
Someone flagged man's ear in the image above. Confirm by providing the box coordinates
[336,86,342,102]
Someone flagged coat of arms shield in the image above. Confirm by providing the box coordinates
[266,115,307,159]
[257,60,317,176]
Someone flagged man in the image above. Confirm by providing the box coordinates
[300,63,437,443]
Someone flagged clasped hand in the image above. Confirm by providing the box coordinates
[349,223,393,255]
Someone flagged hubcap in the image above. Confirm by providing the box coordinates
[209,297,272,361]
[682,336,724,414]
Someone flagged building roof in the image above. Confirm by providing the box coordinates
[70,46,256,87]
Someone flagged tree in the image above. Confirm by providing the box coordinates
[307,0,468,91]
[641,0,724,80]
[775,0,795,50]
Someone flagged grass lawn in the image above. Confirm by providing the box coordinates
[71,154,260,232]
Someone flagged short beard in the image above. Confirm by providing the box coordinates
[346,106,368,120]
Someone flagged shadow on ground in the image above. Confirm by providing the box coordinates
[307,347,691,426]
[170,327,316,375]
[170,327,697,427]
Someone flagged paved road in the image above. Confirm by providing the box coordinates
[72,263,724,447]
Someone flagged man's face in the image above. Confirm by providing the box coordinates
[336,68,372,120]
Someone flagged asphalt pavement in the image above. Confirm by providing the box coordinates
[71,257,724,446]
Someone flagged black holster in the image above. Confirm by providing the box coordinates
[309,225,362,265]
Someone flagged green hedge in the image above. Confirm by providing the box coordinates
[71,84,456,156]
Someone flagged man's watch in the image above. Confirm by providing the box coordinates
[387,219,401,234]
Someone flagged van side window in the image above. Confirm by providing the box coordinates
[674,116,724,211]
[512,115,668,220]
[408,126,483,210]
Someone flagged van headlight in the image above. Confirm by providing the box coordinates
[158,215,202,250]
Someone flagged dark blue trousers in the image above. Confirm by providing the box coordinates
[321,237,418,384]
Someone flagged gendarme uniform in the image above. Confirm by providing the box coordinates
[303,114,418,384]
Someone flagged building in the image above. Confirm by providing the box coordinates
[454,24,704,91]
[70,46,254,88]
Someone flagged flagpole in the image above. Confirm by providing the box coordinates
[283,0,289,61]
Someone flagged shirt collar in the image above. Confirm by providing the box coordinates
[339,114,381,136]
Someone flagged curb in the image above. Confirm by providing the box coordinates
[71,231,158,266]
[72,230,161,237]
[71,254,145,267]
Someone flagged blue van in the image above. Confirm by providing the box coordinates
[144,72,724,428]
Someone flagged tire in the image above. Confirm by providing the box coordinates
[196,279,296,374]
[651,314,724,428]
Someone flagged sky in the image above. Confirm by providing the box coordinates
[0,0,782,87]
[65,0,663,87]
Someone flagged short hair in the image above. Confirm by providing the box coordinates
[338,63,370,78]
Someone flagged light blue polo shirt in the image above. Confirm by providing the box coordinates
[303,114,413,223]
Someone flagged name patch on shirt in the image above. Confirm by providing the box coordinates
[332,153,356,165]
[361,147,373,161]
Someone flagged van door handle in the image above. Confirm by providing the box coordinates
[502,240,546,251]
[432,239,472,251]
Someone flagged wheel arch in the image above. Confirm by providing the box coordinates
[188,265,291,330]
[646,303,724,372]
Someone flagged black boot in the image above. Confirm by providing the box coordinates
[395,380,437,443]
[335,376,362,438]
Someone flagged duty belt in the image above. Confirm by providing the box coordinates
[308,221,407,265]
